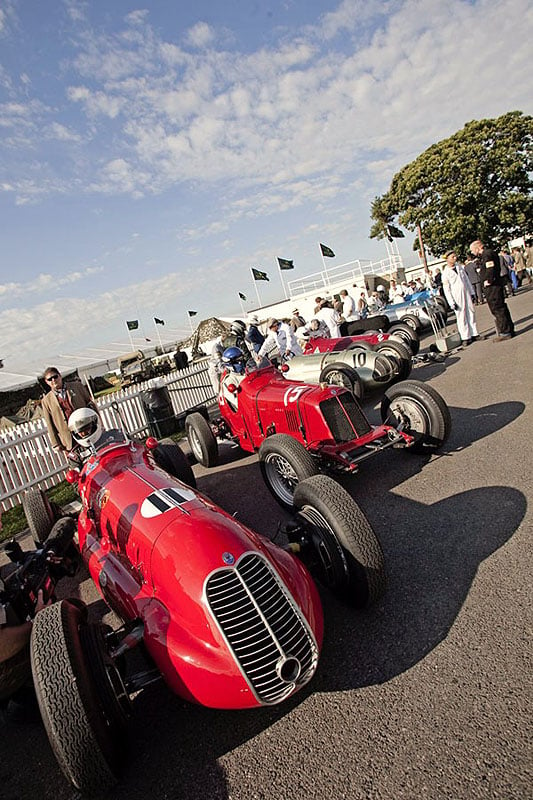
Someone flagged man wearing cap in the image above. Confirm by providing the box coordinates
[289,308,306,333]
[256,318,303,364]
[441,250,479,345]
[339,289,358,322]
[470,239,515,341]
[245,314,265,354]
[41,367,97,457]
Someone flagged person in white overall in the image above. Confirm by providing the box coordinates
[442,250,479,346]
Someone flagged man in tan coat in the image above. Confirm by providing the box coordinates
[41,367,97,456]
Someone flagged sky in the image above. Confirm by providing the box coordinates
[0,0,531,387]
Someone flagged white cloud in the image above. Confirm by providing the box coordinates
[185,22,215,48]
[0,266,104,300]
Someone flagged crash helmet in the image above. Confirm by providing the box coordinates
[68,407,102,447]
[230,319,246,336]
[221,346,246,374]
[376,284,386,293]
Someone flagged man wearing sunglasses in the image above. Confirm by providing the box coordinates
[41,368,97,459]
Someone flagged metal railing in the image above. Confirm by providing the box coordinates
[0,360,215,510]
[287,255,403,297]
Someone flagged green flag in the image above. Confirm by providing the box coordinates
[188,310,198,317]
[320,243,335,258]
[238,292,247,301]
[386,224,405,240]
[252,268,269,281]
[126,320,139,331]
[277,257,294,270]
[154,317,165,325]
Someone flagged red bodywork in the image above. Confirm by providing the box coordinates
[75,440,323,709]
[302,333,390,355]
[217,365,413,470]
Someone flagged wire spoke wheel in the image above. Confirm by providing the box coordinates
[263,453,300,507]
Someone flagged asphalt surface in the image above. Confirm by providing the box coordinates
[1,288,532,800]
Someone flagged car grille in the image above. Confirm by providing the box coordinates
[319,394,372,441]
[205,552,319,705]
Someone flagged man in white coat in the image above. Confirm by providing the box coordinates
[256,318,303,364]
[442,250,479,345]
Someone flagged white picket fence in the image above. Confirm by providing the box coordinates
[0,360,215,511]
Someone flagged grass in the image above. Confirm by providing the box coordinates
[0,480,78,544]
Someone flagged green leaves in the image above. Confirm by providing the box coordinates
[369,111,533,257]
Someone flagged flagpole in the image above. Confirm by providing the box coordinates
[188,314,195,334]
[318,242,328,291]
[154,320,163,349]
[238,295,246,317]
[251,268,262,306]
[126,325,134,349]
[276,260,288,300]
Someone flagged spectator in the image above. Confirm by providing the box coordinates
[316,300,343,338]
[511,247,528,287]
[289,308,306,332]
[314,297,324,314]
[339,289,358,322]
[442,251,479,346]
[245,315,265,354]
[299,318,331,340]
[389,278,405,303]
[464,257,484,305]
[256,318,303,363]
[524,238,533,282]
[41,368,97,462]
[356,291,369,318]
[499,249,516,296]
[470,239,515,341]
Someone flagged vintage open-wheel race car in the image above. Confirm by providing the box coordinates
[186,362,451,510]
[20,411,386,794]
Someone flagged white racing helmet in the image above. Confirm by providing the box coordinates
[376,284,386,292]
[68,407,102,447]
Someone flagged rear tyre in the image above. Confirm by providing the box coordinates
[376,340,413,381]
[387,322,420,355]
[31,600,128,793]
[259,434,318,510]
[154,437,196,488]
[400,313,422,331]
[380,379,451,452]
[185,412,218,467]
[22,489,56,543]
[319,363,363,400]
[293,475,386,608]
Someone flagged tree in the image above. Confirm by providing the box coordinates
[369,111,533,257]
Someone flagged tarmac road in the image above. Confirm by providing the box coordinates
[1,289,532,800]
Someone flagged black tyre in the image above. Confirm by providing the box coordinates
[31,600,128,793]
[400,313,422,331]
[319,363,363,400]
[259,434,318,510]
[387,322,420,355]
[433,296,449,317]
[185,412,218,467]
[22,489,56,543]
[293,475,386,608]
[376,340,413,381]
[154,437,196,488]
[380,379,451,453]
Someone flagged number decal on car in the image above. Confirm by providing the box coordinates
[283,385,307,406]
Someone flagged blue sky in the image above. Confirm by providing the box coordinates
[0,0,531,385]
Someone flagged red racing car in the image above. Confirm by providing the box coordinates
[23,409,385,794]
[186,356,451,509]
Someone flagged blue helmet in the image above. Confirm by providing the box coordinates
[222,346,246,374]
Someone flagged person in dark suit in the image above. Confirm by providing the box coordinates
[469,240,515,341]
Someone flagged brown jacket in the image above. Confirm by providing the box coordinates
[41,379,96,452]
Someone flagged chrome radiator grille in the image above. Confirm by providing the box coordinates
[320,394,371,440]
[205,552,319,705]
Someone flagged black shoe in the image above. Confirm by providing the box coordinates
[471,334,486,341]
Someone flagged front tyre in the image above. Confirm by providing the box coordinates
[380,379,451,452]
[154,437,196,488]
[386,322,420,355]
[31,600,128,793]
[259,434,318,510]
[293,475,386,608]
[319,363,363,400]
[185,412,218,467]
